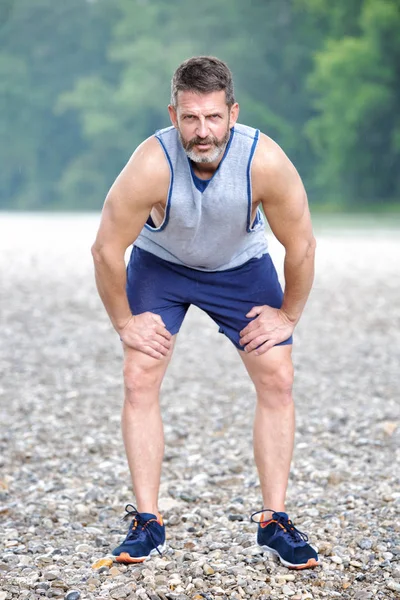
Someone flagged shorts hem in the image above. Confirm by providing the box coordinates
[219,330,293,350]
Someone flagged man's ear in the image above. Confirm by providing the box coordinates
[229,102,239,128]
[168,105,178,129]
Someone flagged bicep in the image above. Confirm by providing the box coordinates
[96,173,151,254]
[94,139,165,254]
[260,150,314,251]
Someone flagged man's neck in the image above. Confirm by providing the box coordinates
[190,159,221,180]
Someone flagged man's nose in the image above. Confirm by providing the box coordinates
[196,119,209,138]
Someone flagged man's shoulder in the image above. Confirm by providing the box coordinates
[252,132,292,174]
[122,135,170,192]
[130,135,170,170]
[251,132,303,202]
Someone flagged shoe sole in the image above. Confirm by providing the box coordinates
[260,544,319,570]
[113,543,166,564]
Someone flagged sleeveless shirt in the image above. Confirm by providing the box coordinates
[134,122,269,271]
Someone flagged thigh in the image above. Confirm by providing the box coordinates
[238,343,293,386]
[126,246,190,335]
[194,253,293,350]
[123,335,177,391]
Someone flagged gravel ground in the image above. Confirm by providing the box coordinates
[1,213,399,600]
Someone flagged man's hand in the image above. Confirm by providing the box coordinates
[239,305,294,355]
[119,312,172,359]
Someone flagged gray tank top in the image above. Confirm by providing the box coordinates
[134,122,268,271]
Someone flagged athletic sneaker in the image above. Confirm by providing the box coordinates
[112,504,166,563]
[251,509,319,570]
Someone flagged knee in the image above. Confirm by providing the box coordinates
[123,360,162,408]
[254,361,294,408]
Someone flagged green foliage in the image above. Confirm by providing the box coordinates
[1,0,399,210]
[305,0,400,203]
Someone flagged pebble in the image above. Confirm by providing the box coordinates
[0,218,398,600]
[387,580,400,593]
[75,544,91,553]
[358,539,373,550]
[202,564,215,576]
[44,570,61,581]
[92,558,113,569]
[350,560,363,568]
[64,592,81,600]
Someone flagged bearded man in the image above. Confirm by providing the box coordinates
[91,56,318,570]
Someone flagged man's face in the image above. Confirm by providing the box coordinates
[168,90,239,164]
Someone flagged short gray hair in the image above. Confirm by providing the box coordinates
[171,56,235,107]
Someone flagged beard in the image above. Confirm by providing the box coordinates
[178,126,231,164]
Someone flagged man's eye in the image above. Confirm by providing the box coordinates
[184,115,194,120]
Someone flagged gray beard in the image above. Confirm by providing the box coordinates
[184,144,225,164]
[178,128,230,164]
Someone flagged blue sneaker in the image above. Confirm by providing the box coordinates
[251,509,319,570]
[112,504,166,563]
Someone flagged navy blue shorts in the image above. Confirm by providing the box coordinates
[126,246,293,350]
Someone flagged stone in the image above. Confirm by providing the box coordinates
[282,585,295,596]
[75,544,91,553]
[64,592,81,600]
[44,570,61,581]
[381,421,398,436]
[92,558,113,569]
[350,560,363,568]
[110,585,130,599]
[387,580,400,593]
[331,555,343,564]
[358,539,372,550]
[202,564,214,576]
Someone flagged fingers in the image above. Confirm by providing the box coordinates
[149,339,170,356]
[141,312,172,347]
[240,319,259,338]
[140,345,164,360]
[155,325,172,341]
[154,336,172,352]
[124,341,170,360]
[245,305,264,318]
[151,312,168,327]
[252,339,276,356]
[120,312,174,359]
[240,324,264,346]
[242,333,276,355]
[242,333,268,352]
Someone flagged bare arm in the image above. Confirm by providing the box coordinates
[260,136,316,325]
[91,136,172,358]
[240,134,316,354]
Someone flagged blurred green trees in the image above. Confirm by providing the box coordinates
[1,0,399,210]
[304,0,400,205]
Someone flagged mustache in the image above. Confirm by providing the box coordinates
[186,136,220,150]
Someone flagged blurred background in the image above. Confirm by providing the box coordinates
[1,0,399,214]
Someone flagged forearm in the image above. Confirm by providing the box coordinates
[281,240,316,326]
[92,247,132,333]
